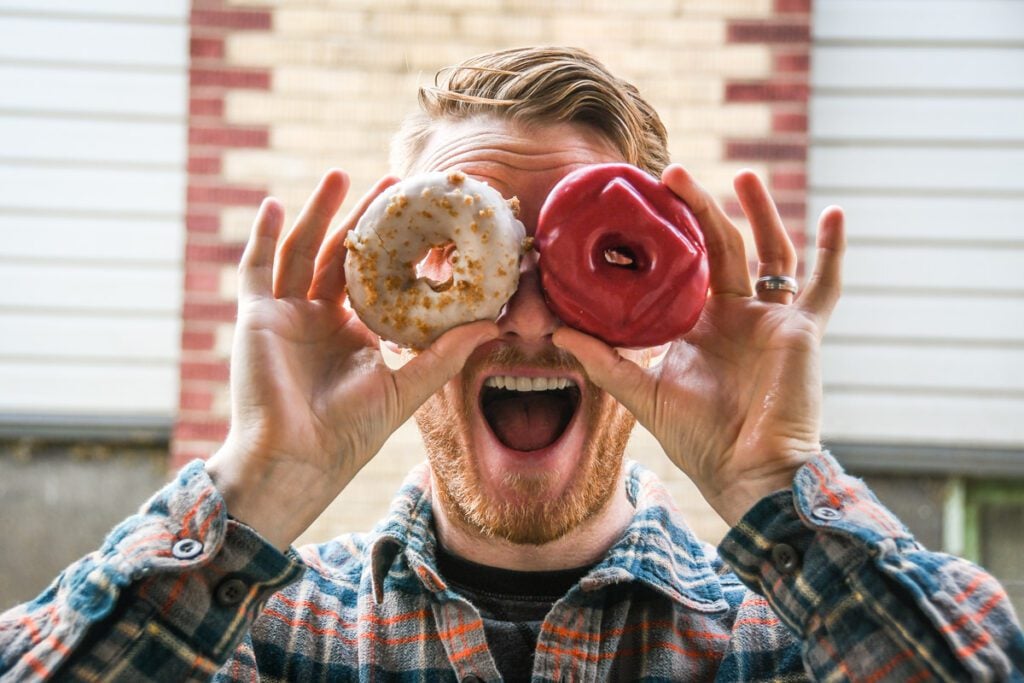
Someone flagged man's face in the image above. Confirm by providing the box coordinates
[411,116,648,545]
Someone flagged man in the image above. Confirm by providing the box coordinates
[2,47,1021,681]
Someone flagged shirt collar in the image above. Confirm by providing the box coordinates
[368,461,728,612]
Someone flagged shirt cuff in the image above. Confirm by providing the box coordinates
[70,460,305,661]
[717,451,915,633]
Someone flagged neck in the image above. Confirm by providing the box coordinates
[430,471,635,571]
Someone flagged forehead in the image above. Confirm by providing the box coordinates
[414,116,625,199]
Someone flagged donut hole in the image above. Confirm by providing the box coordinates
[415,241,459,292]
[603,246,640,270]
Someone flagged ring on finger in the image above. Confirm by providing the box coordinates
[755,275,798,296]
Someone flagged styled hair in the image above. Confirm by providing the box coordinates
[390,46,670,177]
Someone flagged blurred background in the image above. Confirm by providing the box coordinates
[1,0,1022,615]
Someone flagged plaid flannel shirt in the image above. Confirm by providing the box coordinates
[2,453,1022,681]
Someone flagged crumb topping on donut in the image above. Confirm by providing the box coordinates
[343,171,525,348]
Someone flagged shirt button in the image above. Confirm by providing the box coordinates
[812,505,843,522]
[171,538,203,560]
[771,543,800,574]
[215,577,249,607]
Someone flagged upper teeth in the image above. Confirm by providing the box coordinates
[484,376,575,391]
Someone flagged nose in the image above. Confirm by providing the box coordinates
[495,252,560,346]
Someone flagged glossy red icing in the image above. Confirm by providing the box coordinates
[535,163,708,347]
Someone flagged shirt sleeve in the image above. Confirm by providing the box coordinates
[0,460,306,682]
[718,451,1024,681]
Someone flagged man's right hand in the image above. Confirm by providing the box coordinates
[205,170,499,550]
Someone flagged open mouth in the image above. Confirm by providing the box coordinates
[480,376,581,452]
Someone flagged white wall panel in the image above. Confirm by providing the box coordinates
[0,4,188,425]
[0,116,185,165]
[829,295,1024,343]
[816,0,1024,42]
[0,263,181,313]
[0,215,183,262]
[812,96,1024,141]
[824,392,1024,447]
[811,146,1024,193]
[813,47,1024,91]
[0,1,188,19]
[0,16,187,67]
[0,166,185,215]
[0,66,186,118]
[823,344,1024,393]
[0,313,179,361]
[807,195,1024,242]
[812,0,1024,450]
[0,363,178,415]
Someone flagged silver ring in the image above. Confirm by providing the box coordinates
[755,275,798,295]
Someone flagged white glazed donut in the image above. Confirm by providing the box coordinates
[344,171,526,348]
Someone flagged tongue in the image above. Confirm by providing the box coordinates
[486,393,569,452]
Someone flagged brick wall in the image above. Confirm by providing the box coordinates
[176,0,811,545]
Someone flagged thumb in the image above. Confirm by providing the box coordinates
[552,326,654,419]
[392,321,500,417]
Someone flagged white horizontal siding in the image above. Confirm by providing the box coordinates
[812,0,1024,448]
[0,16,187,67]
[0,0,188,20]
[816,0,1024,42]
[812,96,1024,141]
[813,47,1024,91]
[807,195,1024,243]
[0,5,188,425]
[0,215,183,262]
[0,65,186,118]
[0,116,186,165]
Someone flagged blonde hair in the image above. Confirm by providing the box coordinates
[390,46,670,177]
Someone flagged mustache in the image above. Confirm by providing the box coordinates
[470,343,586,376]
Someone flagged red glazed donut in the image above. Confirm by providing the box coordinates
[535,163,708,348]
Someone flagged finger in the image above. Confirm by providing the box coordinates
[798,205,846,323]
[239,197,285,300]
[551,326,653,420]
[310,175,400,302]
[734,170,798,304]
[274,169,350,299]
[392,321,500,417]
[662,164,753,297]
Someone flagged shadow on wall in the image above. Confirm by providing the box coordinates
[0,440,170,609]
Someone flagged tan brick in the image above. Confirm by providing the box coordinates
[634,17,725,45]
[221,206,260,242]
[228,34,411,70]
[275,8,368,37]
[636,76,723,105]
[223,148,320,184]
[226,90,406,128]
[214,318,235,357]
[617,44,771,77]
[586,0,677,13]
[501,0,584,12]
[371,11,457,39]
[661,103,772,135]
[670,136,721,163]
[211,381,231,420]
[458,12,550,43]
[274,66,417,98]
[272,123,396,155]
[549,14,639,44]
[414,0,502,11]
[686,161,769,197]
[679,0,772,17]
